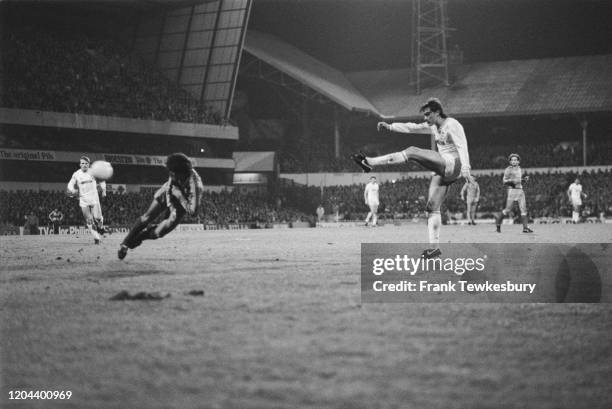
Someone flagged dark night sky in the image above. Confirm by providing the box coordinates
[249,0,612,71]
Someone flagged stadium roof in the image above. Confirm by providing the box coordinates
[244,30,612,120]
[243,30,381,116]
[348,54,612,119]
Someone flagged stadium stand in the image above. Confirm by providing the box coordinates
[279,170,612,222]
[3,170,610,233]
[0,189,311,232]
[275,140,612,173]
[4,23,222,124]
[240,30,612,176]
[3,6,612,235]
[244,30,612,120]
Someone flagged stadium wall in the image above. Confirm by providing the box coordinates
[0,108,238,139]
[281,166,612,186]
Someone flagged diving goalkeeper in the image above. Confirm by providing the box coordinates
[118,153,204,260]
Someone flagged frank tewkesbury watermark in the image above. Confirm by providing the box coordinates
[360,243,607,303]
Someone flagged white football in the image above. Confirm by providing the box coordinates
[89,160,114,180]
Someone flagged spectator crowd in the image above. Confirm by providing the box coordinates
[2,170,610,233]
[280,170,612,222]
[4,25,222,124]
[0,189,311,232]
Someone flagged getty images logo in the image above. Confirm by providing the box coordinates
[371,254,486,276]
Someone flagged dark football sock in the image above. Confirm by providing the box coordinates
[131,224,159,248]
[122,219,150,249]
[496,212,505,227]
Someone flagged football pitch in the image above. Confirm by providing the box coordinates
[2,224,612,409]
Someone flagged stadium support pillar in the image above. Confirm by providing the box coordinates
[581,119,588,166]
[334,107,340,158]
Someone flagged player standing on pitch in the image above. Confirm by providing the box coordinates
[67,156,106,244]
[567,177,587,223]
[495,153,533,233]
[118,153,204,260]
[364,176,380,226]
[461,177,480,225]
[351,98,473,258]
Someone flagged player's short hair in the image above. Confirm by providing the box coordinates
[166,152,193,174]
[80,155,91,163]
[508,153,521,162]
[419,98,447,118]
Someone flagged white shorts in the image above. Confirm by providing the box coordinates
[81,202,102,219]
[367,201,379,209]
[79,196,99,208]
[441,153,461,182]
[571,198,582,207]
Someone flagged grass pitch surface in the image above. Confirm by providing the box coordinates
[2,224,612,409]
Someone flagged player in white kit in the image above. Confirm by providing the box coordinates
[67,156,106,244]
[567,177,586,223]
[352,98,473,258]
[364,176,380,226]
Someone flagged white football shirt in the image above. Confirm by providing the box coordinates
[388,117,471,172]
[364,182,379,205]
[68,169,103,207]
[568,182,583,203]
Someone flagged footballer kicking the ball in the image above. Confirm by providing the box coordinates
[118,153,204,260]
[351,98,474,259]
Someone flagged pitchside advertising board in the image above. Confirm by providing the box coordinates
[9,224,255,235]
[7,223,307,236]
[361,243,611,303]
[22,226,130,235]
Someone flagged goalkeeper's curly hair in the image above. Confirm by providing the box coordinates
[508,153,521,162]
[166,152,193,175]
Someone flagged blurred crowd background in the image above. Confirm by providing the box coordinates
[2,169,610,232]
